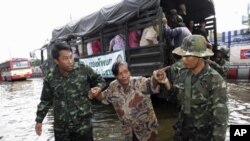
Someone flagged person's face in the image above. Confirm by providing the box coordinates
[189,21,194,27]
[54,50,74,72]
[172,15,177,22]
[216,51,223,59]
[116,64,131,87]
[182,56,201,69]
[200,22,206,27]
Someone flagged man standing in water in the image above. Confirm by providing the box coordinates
[157,35,228,141]
[89,61,167,141]
[35,42,106,141]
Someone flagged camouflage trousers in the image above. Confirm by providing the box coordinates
[173,123,213,141]
[54,122,93,141]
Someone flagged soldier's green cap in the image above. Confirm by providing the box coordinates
[172,35,214,57]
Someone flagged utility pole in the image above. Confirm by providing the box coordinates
[8,46,12,59]
[242,3,250,27]
[70,13,72,21]
[248,3,250,27]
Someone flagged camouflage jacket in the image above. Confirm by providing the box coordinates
[169,64,228,141]
[209,59,229,79]
[168,60,186,84]
[35,63,106,126]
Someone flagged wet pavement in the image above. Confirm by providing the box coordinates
[0,78,250,141]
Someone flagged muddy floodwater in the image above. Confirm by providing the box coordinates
[0,78,250,141]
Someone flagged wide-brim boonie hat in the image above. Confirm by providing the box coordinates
[172,35,214,57]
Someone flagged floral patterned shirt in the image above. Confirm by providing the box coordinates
[102,76,159,141]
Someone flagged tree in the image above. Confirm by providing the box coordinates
[30,59,41,66]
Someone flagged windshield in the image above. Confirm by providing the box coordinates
[12,61,29,69]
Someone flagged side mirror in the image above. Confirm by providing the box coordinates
[30,52,33,58]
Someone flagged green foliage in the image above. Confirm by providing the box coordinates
[30,59,41,66]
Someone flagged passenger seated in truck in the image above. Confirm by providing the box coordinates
[139,25,159,47]
[92,39,101,54]
[128,30,141,48]
[187,20,195,33]
[108,33,126,52]
[86,42,93,55]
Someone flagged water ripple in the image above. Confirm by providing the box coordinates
[0,79,249,141]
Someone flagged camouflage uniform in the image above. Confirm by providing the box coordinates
[169,35,228,141]
[168,60,185,84]
[209,59,229,79]
[210,47,230,79]
[35,63,106,140]
[162,60,185,102]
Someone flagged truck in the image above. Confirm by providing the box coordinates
[38,0,217,83]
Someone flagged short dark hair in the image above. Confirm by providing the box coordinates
[112,61,128,76]
[51,42,72,59]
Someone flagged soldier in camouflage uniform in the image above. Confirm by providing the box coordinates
[207,45,230,79]
[157,35,228,141]
[35,42,106,141]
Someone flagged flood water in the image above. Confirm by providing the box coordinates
[0,78,250,141]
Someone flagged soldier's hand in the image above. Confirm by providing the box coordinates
[206,59,213,65]
[35,122,42,136]
[88,87,101,99]
[153,70,172,90]
[153,70,168,84]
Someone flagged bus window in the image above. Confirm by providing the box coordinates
[12,61,29,69]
